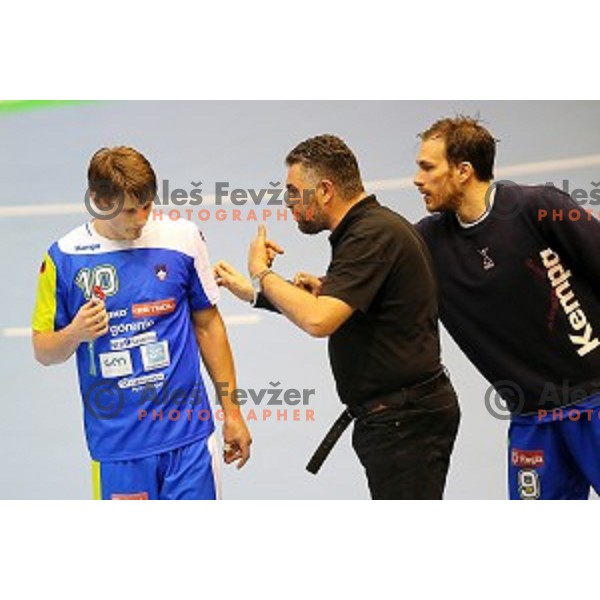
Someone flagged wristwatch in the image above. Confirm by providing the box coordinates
[250,268,273,306]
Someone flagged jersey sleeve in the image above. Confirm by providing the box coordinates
[187,228,220,311]
[31,249,69,332]
[320,231,395,313]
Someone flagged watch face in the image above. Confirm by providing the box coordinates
[251,271,263,293]
[250,274,262,306]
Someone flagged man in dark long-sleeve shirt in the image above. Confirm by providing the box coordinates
[413,116,600,499]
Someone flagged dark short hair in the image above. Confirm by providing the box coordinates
[285,134,365,199]
[88,146,157,204]
[419,116,496,181]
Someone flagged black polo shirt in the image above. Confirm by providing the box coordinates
[320,195,441,405]
[256,195,442,406]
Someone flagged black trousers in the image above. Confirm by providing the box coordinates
[351,376,460,500]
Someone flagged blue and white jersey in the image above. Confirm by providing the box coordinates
[33,218,219,461]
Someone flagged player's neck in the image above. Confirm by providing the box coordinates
[455,181,493,224]
[91,219,123,241]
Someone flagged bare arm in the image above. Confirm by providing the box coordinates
[192,306,252,468]
[260,273,352,337]
[32,300,108,366]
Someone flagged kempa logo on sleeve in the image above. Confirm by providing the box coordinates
[540,248,599,357]
[99,350,133,378]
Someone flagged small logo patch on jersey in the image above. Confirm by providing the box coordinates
[39,260,46,274]
[74,244,101,252]
[512,449,544,469]
[110,331,157,351]
[140,340,170,372]
[99,350,134,378]
[132,298,176,318]
[477,247,495,271]
[154,264,168,281]
[111,492,149,500]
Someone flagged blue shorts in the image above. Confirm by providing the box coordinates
[92,432,221,500]
[508,394,600,499]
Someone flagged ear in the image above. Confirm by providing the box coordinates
[92,193,108,209]
[90,191,107,209]
[91,193,114,211]
[319,179,335,204]
[457,161,474,183]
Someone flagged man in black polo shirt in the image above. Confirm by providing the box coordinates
[214,134,460,499]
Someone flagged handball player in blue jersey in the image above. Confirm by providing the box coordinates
[32,147,251,499]
[413,117,600,499]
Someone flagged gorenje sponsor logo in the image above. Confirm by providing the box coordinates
[109,319,155,337]
[132,298,176,318]
[540,248,600,357]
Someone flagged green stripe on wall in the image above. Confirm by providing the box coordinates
[0,100,97,114]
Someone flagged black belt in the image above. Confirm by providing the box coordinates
[306,369,448,475]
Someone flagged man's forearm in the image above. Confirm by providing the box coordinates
[32,326,81,366]
[260,272,321,334]
[195,317,241,417]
